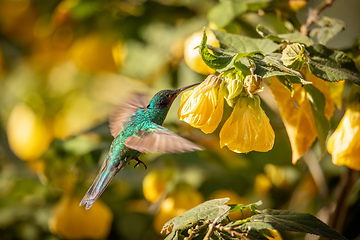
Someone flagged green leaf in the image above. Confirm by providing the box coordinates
[229,201,262,214]
[277,32,313,46]
[212,29,279,54]
[307,44,360,84]
[234,61,252,76]
[256,25,284,43]
[253,55,302,84]
[236,221,274,240]
[252,209,348,240]
[240,222,274,233]
[245,0,272,12]
[200,29,236,71]
[70,1,100,20]
[247,231,271,240]
[256,25,312,45]
[276,75,294,93]
[305,85,329,156]
[309,16,345,45]
[162,198,231,235]
[261,54,311,85]
[239,222,275,240]
[208,0,271,29]
[63,135,101,155]
[208,1,247,29]
[164,230,179,240]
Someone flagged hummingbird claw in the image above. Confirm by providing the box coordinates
[134,157,147,169]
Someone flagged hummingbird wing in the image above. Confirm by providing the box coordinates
[124,123,203,153]
[109,93,149,137]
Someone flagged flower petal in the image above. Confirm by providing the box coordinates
[220,96,274,153]
[327,104,360,170]
[178,75,223,134]
[270,73,334,164]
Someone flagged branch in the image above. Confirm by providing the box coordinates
[329,168,357,232]
[302,150,329,202]
[217,225,251,240]
[300,0,336,36]
[203,206,231,240]
[184,221,210,240]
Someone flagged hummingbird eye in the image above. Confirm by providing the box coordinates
[165,93,171,98]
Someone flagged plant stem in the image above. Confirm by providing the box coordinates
[203,206,230,240]
[330,167,357,232]
[300,0,335,36]
[184,221,210,240]
[303,150,329,203]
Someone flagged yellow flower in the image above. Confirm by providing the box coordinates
[270,73,334,164]
[178,75,224,134]
[49,195,113,239]
[142,168,173,203]
[327,101,360,170]
[266,229,283,240]
[6,103,52,161]
[219,95,274,153]
[254,174,272,196]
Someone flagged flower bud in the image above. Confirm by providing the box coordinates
[226,79,244,107]
[244,74,264,98]
[221,72,244,107]
[281,43,308,70]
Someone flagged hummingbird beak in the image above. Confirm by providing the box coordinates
[176,82,200,95]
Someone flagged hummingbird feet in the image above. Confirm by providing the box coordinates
[133,157,147,169]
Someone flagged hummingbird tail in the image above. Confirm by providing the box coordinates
[80,158,124,210]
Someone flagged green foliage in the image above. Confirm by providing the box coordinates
[199,30,235,72]
[208,0,271,29]
[162,198,347,240]
[256,25,313,45]
[306,44,360,84]
[1,0,360,240]
[253,209,348,240]
[305,84,330,156]
[199,25,360,161]
[162,198,231,239]
[201,27,360,86]
[212,29,279,54]
[208,1,247,29]
[199,29,310,86]
[309,16,346,45]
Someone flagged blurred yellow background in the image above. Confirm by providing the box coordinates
[1,0,360,240]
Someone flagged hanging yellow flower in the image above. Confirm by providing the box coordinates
[178,70,274,154]
[178,75,224,134]
[327,91,360,170]
[219,95,275,153]
[270,73,334,164]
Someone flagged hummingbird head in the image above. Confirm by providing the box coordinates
[148,83,200,110]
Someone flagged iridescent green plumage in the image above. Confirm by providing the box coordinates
[80,84,202,210]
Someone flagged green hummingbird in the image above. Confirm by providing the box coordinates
[80,83,202,210]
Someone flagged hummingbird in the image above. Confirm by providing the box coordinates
[80,83,202,210]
